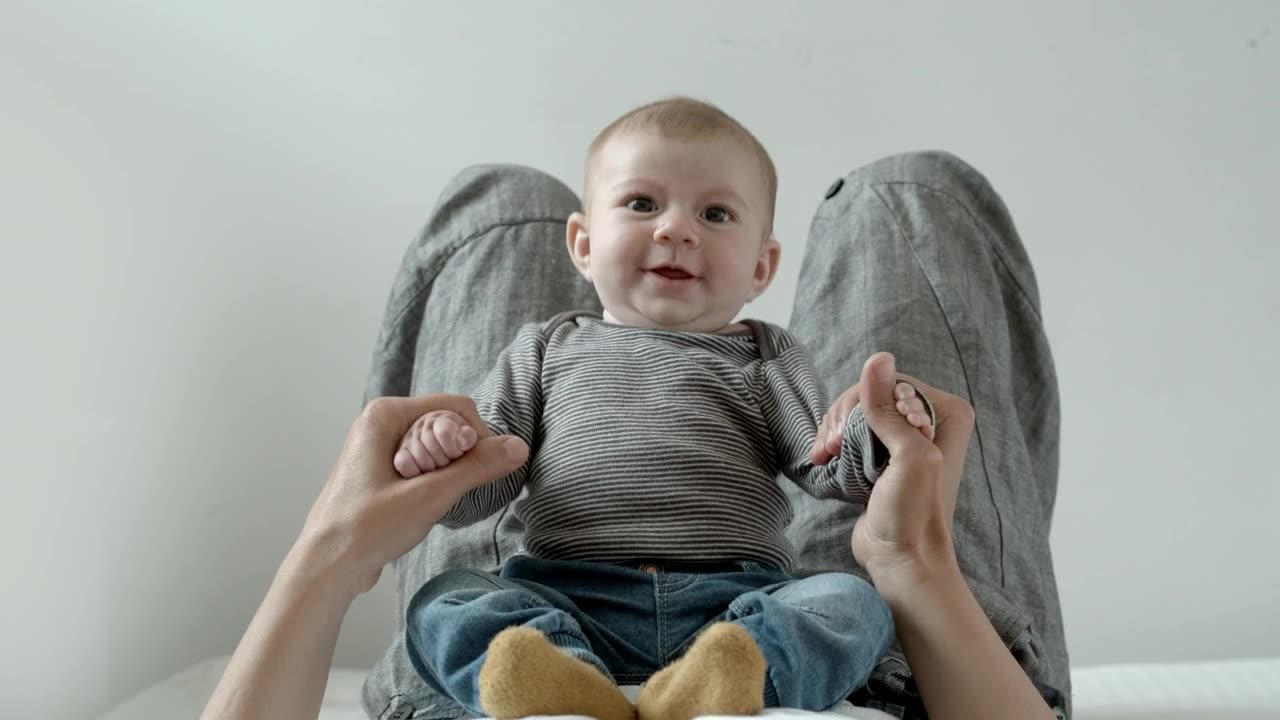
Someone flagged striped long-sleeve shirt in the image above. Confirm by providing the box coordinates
[440,312,897,571]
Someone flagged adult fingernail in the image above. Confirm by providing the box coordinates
[873,353,895,381]
[502,438,527,462]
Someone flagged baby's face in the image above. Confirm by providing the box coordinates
[567,132,779,333]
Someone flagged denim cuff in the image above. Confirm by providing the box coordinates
[763,673,780,708]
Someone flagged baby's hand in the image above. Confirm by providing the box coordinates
[891,381,935,441]
[393,410,479,478]
[809,381,935,465]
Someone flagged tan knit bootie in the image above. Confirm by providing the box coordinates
[477,626,636,720]
[635,622,766,720]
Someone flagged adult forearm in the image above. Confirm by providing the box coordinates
[880,564,1055,720]
[199,539,356,720]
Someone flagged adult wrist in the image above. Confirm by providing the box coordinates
[867,545,962,607]
[282,528,364,606]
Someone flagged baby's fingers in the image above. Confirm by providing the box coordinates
[418,420,451,467]
[402,432,437,475]
[809,413,833,464]
[895,392,936,441]
[825,397,858,455]
[824,416,844,456]
[457,424,477,451]
[393,447,421,478]
[897,396,927,422]
[433,415,474,459]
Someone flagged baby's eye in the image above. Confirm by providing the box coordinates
[626,196,657,212]
[702,206,733,223]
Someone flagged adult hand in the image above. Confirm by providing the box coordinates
[199,394,527,720]
[810,381,935,465]
[848,354,1057,720]
[298,394,528,600]
[850,353,975,590]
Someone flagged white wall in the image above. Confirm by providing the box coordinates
[2,1,1276,717]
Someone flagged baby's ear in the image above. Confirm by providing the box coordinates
[750,235,782,299]
[566,211,592,281]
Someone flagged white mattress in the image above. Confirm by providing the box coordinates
[99,656,1280,720]
[1069,657,1280,719]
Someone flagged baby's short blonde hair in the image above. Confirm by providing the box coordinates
[584,97,777,230]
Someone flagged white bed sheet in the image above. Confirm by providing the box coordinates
[99,655,1280,720]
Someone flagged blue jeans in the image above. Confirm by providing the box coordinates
[404,555,894,714]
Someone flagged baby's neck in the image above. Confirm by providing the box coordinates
[600,310,746,335]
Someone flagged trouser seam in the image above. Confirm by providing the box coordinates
[863,180,1008,588]
[872,179,1043,322]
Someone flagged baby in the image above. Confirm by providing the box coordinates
[394,98,934,720]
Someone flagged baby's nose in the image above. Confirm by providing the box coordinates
[654,212,699,246]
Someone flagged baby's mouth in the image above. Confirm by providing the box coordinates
[651,267,695,280]
[646,262,701,281]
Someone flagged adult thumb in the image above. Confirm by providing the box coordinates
[857,352,924,456]
[458,435,529,489]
